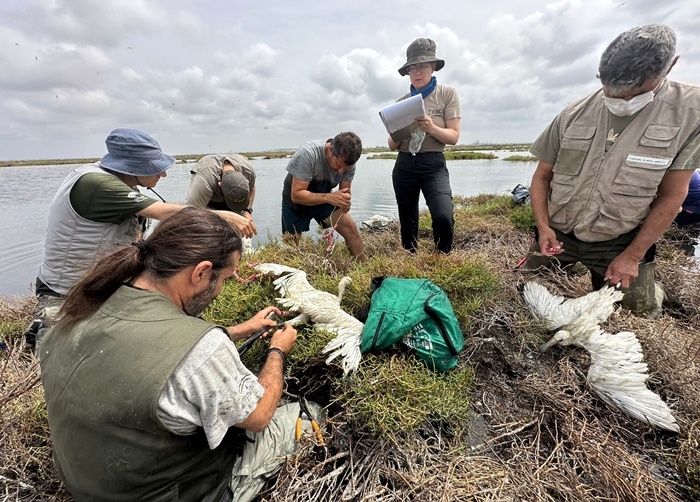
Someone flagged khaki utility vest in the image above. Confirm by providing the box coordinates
[38,164,144,295]
[41,286,242,501]
[548,79,700,242]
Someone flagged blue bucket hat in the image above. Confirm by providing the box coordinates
[99,128,175,176]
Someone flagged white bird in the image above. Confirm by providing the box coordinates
[523,281,679,433]
[253,263,364,376]
[522,281,624,332]
[361,214,391,230]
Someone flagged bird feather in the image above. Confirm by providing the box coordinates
[254,263,365,376]
[524,281,678,432]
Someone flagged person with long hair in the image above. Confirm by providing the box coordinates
[40,207,311,501]
[388,38,461,254]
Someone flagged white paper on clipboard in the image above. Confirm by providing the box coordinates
[378,94,426,142]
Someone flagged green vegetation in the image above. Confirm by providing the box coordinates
[502,155,539,162]
[366,153,397,160]
[2,195,700,500]
[242,150,295,160]
[335,356,474,435]
[0,158,101,167]
[445,151,498,160]
[0,144,537,168]
[446,143,533,152]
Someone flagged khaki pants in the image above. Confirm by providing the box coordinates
[228,401,323,502]
[522,229,661,318]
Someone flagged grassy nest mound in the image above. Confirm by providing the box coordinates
[2,195,700,501]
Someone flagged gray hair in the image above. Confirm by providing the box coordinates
[598,24,676,95]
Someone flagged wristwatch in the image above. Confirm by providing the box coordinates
[243,207,253,214]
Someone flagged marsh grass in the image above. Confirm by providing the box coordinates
[366,153,398,160]
[444,151,498,160]
[502,155,539,162]
[2,195,700,500]
[334,354,475,435]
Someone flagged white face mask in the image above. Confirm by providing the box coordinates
[603,90,654,117]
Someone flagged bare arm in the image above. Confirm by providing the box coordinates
[137,201,256,238]
[290,177,351,211]
[226,306,280,342]
[234,325,297,432]
[242,186,256,221]
[416,116,461,146]
[388,136,400,151]
[606,169,694,288]
[215,211,257,238]
[530,160,563,255]
[248,186,256,209]
[137,202,188,220]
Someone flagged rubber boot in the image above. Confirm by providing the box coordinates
[621,262,661,318]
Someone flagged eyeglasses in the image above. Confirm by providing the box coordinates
[407,63,433,74]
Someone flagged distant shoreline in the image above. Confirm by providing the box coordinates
[0,144,533,168]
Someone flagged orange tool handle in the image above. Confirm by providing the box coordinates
[310,420,324,444]
[295,417,302,442]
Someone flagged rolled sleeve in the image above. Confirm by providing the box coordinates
[158,328,264,449]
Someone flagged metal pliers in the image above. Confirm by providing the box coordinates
[238,312,283,356]
[295,396,324,444]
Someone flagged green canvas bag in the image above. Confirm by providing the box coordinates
[361,277,464,371]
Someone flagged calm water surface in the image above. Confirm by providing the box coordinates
[1,152,537,296]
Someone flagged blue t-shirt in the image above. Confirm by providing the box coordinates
[683,170,700,214]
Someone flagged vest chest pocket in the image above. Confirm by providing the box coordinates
[615,154,670,189]
[554,124,597,176]
[640,124,681,149]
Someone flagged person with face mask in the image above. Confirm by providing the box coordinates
[523,24,700,318]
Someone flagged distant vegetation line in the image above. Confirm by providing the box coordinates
[1,143,533,168]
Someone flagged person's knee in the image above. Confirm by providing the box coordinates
[431,211,453,229]
[337,215,359,236]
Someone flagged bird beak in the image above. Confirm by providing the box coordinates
[539,336,559,353]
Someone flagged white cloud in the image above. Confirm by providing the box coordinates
[0,0,699,158]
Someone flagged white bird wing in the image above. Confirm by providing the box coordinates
[523,282,623,330]
[522,282,568,329]
[255,262,365,375]
[323,324,364,376]
[254,262,303,276]
[585,330,679,433]
[560,285,624,326]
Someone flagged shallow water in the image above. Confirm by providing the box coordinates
[1,152,539,296]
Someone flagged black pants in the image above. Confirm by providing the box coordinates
[392,151,454,253]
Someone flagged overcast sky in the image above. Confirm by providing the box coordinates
[1,0,698,160]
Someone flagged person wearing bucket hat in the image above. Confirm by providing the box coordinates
[26,129,257,354]
[187,154,257,219]
[388,38,461,254]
